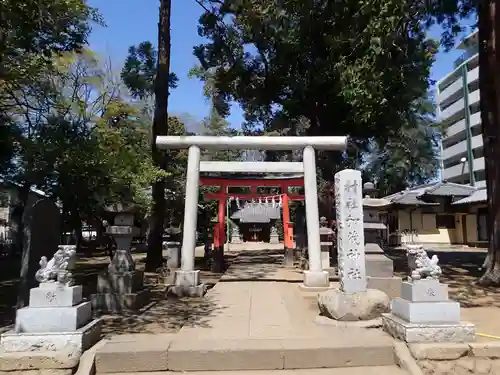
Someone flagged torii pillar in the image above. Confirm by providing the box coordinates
[156,136,348,296]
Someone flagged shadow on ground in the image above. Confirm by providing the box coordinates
[220,249,299,281]
[98,286,226,336]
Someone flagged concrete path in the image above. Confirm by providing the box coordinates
[220,249,304,282]
[107,366,408,375]
[95,249,401,373]
[177,280,389,341]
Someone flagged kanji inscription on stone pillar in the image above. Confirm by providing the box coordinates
[334,169,367,293]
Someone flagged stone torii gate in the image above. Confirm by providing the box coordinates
[156,135,348,296]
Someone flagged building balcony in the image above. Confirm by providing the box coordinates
[438,76,463,107]
[440,90,481,123]
[443,162,469,181]
[454,48,478,69]
[442,139,468,161]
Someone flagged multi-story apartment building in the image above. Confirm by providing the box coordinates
[436,30,485,187]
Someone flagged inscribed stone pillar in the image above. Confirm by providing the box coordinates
[334,169,367,293]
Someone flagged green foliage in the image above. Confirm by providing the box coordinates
[364,97,443,195]
[194,0,436,139]
[0,0,101,175]
[121,41,178,100]
[194,0,441,191]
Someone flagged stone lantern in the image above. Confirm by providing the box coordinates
[363,182,402,298]
[91,203,150,313]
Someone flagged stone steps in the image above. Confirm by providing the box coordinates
[102,365,409,375]
[94,335,397,373]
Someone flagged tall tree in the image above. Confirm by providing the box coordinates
[477,0,500,284]
[147,0,172,271]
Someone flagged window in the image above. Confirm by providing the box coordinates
[436,214,456,229]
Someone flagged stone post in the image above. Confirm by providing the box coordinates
[302,146,329,287]
[316,169,391,322]
[319,216,333,270]
[335,169,367,293]
[171,145,206,297]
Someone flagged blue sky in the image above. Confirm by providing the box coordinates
[87,0,468,129]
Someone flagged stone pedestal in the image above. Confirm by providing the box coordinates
[169,270,206,297]
[319,220,333,270]
[230,227,242,244]
[302,270,329,288]
[163,241,181,269]
[269,226,280,244]
[91,215,150,313]
[382,279,475,343]
[362,185,402,297]
[1,281,102,371]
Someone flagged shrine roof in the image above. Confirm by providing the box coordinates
[230,202,281,223]
[382,180,477,207]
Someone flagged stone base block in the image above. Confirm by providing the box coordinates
[1,318,101,354]
[0,349,81,371]
[392,298,460,324]
[91,289,150,313]
[382,313,476,343]
[15,302,91,333]
[283,248,294,267]
[366,254,394,278]
[231,238,242,244]
[324,267,337,278]
[97,270,144,294]
[29,284,83,308]
[367,276,402,299]
[269,236,279,244]
[320,251,330,269]
[163,242,180,269]
[169,270,206,297]
[401,279,449,302]
[302,270,329,288]
[317,288,390,321]
[169,284,207,297]
[315,315,382,328]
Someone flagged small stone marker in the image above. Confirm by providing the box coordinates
[335,169,367,293]
[382,244,475,343]
[319,216,333,269]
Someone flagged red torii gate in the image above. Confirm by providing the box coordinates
[200,176,304,250]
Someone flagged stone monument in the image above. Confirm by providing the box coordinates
[230,226,242,244]
[382,244,475,342]
[362,182,402,298]
[269,225,280,244]
[317,169,390,321]
[319,216,334,271]
[163,224,182,269]
[91,204,150,313]
[0,245,102,372]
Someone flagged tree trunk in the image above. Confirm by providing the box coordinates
[478,0,500,285]
[16,183,32,309]
[146,0,172,271]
